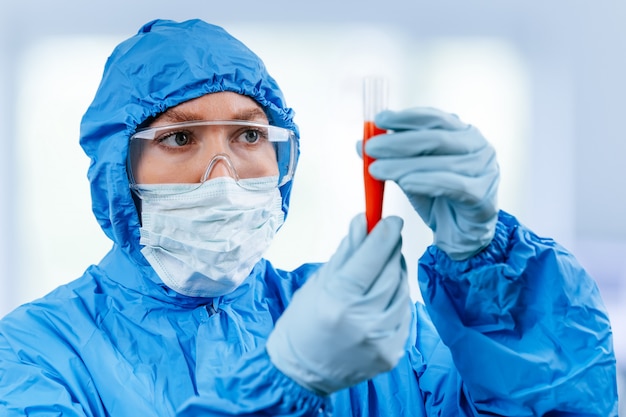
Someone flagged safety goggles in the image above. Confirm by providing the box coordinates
[128,120,297,196]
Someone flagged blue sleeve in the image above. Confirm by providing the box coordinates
[176,344,331,417]
[0,335,89,416]
[0,306,107,417]
[417,210,618,416]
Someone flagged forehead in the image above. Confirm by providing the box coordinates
[152,92,269,126]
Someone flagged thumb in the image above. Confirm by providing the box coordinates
[329,215,404,296]
[355,140,364,159]
[325,213,367,273]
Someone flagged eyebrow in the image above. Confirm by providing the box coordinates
[233,108,269,122]
[156,106,269,124]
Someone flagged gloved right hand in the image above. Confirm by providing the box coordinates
[364,107,500,261]
[266,214,411,395]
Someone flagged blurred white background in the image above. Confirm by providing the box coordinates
[1,0,625,408]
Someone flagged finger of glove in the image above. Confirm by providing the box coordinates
[355,140,364,158]
[354,242,406,313]
[367,277,411,342]
[327,216,404,296]
[369,144,498,182]
[375,107,468,131]
[365,126,488,160]
[362,283,412,370]
[324,213,368,274]
[377,164,498,206]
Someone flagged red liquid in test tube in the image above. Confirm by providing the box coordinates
[362,77,388,234]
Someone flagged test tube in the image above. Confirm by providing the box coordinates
[362,76,388,233]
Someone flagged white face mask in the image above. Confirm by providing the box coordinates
[137,176,284,298]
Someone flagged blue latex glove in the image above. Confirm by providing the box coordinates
[363,107,500,260]
[266,214,411,396]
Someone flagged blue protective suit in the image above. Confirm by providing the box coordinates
[0,19,618,416]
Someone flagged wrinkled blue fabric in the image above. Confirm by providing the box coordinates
[0,19,619,416]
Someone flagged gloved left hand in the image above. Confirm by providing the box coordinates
[266,214,411,396]
[362,107,500,260]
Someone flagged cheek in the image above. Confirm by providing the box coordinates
[131,153,165,184]
[133,155,206,184]
[132,155,156,184]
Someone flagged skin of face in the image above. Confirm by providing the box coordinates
[133,92,275,184]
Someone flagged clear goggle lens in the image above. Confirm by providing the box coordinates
[128,120,297,196]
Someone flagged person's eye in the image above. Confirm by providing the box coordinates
[242,129,260,144]
[237,128,269,145]
[157,131,191,147]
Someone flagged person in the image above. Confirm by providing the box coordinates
[0,18,618,416]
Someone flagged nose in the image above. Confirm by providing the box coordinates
[206,160,230,179]
[201,153,240,182]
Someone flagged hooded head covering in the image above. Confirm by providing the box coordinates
[79,19,299,259]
